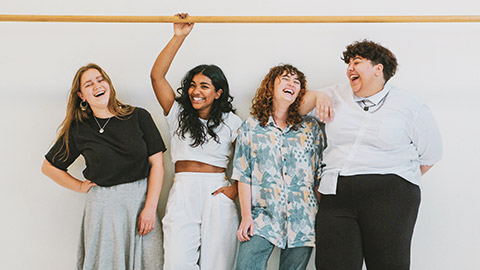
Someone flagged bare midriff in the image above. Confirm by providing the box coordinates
[175,160,225,173]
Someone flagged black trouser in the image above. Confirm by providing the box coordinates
[315,174,421,270]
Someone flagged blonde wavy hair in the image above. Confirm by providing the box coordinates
[251,64,306,129]
[54,63,135,161]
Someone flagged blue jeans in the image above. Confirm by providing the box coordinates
[235,235,312,270]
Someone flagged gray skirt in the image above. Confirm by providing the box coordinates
[77,178,163,270]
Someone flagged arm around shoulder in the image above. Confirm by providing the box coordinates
[299,89,335,123]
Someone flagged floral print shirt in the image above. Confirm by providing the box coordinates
[232,115,325,248]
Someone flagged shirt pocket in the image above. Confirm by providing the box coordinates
[290,135,316,172]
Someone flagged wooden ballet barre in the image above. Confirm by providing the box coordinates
[1,15,480,23]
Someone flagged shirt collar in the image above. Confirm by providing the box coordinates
[267,115,294,132]
[354,82,391,106]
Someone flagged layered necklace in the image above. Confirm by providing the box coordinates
[93,116,112,134]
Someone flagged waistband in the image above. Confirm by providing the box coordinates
[174,172,227,182]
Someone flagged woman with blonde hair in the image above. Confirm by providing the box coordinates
[42,63,166,269]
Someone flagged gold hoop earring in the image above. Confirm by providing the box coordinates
[80,100,88,111]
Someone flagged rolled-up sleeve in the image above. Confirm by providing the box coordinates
[231,121,252,184]
[411,104,443,165]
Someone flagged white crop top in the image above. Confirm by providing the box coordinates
[165,101,243,168]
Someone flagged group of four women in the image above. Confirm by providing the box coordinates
[42,13,442,270]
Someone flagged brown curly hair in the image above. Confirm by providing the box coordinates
[342,39,398,82]
[251,64,306,129]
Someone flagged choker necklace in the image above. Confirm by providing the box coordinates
[93,116,112,134]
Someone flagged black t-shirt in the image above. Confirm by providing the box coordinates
[45,107,166,187]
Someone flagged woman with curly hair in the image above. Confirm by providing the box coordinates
[232,64,325,270]
[42,63,166,269]
[150,14,242,270]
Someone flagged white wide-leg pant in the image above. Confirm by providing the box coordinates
[162,172,239,270]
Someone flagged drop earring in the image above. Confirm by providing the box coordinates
[80,100,88,111]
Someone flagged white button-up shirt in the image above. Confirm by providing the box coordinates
[315,83,442,195]
[353,87,389,112]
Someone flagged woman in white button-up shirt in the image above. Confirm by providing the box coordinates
[300,40,442,270]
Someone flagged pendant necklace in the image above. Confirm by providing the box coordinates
[93,116,112,134]
[362,91,390,113]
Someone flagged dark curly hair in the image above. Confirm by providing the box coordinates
[251,64,306,130]
[342,40,398,82]
[175,64,235,147]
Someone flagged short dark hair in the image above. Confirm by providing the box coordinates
[342,40,398,82]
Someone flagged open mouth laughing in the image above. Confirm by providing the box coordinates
[191,96,206,102]
[94,90,105,97]
[283,88,295,95]
[350,74,360,83]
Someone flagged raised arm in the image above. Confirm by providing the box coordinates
[150,13,194,114]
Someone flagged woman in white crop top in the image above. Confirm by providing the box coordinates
[150,13,242,270]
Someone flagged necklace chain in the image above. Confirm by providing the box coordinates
[361,91,390,113]
[93,116,112,134]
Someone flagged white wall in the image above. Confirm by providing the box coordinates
[1,1,479,269]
